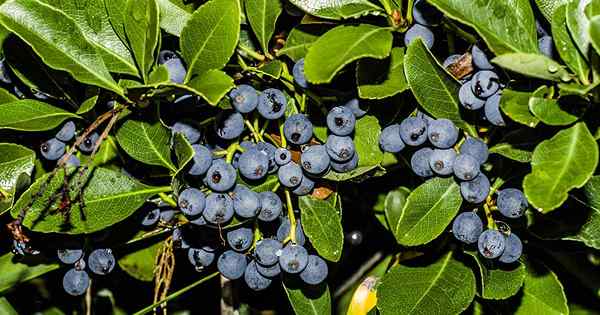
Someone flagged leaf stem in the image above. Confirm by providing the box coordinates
[158,192,177,208]
[244,120,263,142]
[278,120,287,148]
[225,143,242,163]
[482,203,496,229]
[237,45,265,62]
[284,190,297,244]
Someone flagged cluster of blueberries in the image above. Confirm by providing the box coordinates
[58,248,116,296]
[403,0,439,49]
[39,120,99,166]
[452,188,528,263]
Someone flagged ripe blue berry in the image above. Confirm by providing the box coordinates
[204,193,234,224]
[399,117,428,146]
[245,260,272,291]
[232,185,261,218]
[258,191,282,222]
[256,142,278,173]
[227,227,254,252]
[327,106,355,136]
[429,148,457,176]
[300,255,328,285]
[461,173,490,204]
[452,212,483,244]
[331,152,359,173]
[256,261,281,277]
[172,122,200,144]
[471,45,494,70]
[301,145,330,175]
[205,160,236,192]
[238,148,270,180]
[497,188,528,218]
[453,154,480,181]
[62,268,90,296]
[258,88,287,119]
[178,188,206,217]
[404,24,434,49]
[0,57,11,84]
[188,246,215,268]
[278,162,303,188]
[215,110,244,140]
[292,175,315,196]
[275,148,292,166]
[379,124,405,153]
[279,244,309,274]
[77,132,99,153]
[172,227,190,249]
[158,50,186,84]
[40,138,65,160]
[141,208,160,226]
[427,119,458,149]
[57,248,84,264]
[88,248,115,275]
[478,230,506,259]
[538,36,554,59]
[189,145,213,176]
[344,98,366,118]
[326,135,355,162]
[293,58,308,88]
[160,209,176,223]
[255,239,283,266]
[471,70,500,98]
[284,114,313,145]
[484,92,505,126]
[460,137,489,165]
[499,233,522,263]
[411,147,434,177]
[56,121,76,142]
[459,82,485,110]
[218,250,247,280]
[277,218,306,246]
[230,84,258,113]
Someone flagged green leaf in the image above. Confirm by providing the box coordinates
[589,16,600,57]
[0,100,80,131]
[76,93,99,115]
[564,176,600,249]
[499,89,540,127]
[288,0,383,20]
[0,143,35,213]
[492,53,572,82]
[283,281,332,315]
[0,297,18,315]
[186,69,235,105]
[377,252,475,315]
[93,135,119,166]
[465,251,526,300]
[0,252,59,294]
[384,187,410,236]
[515,261,568,315]
[180,0,240,81]
[277,24,330,61]
[40,0,138,76]
[566,0,591,60]
[405,39,476,136]
[427,0,538,55]
[0,0,123,95]
[356,47,408,99]
[535,0,569,22]
[245,0,281,54]
[118,241,162,281]
[523,122,598,212]
[0,87,17,103]
[156,0,192,36]
[172,132,194,176]
[529,97,579,126]
[489,129,538,163]
[299,195,343,262]
[553,5,589,83]
[116,119,176,172]
[304,24,392,84]
[393,177,462,246]
[124,0,160,80]
[10,167,170,234]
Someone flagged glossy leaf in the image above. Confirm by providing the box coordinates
[0,253,59,294]
[288,0,383,20]
[245,0,281,54]
[500,89,540,127]
[492,53,572,82]
[515,261,568,315]
[489,129,538,163]
[124,0,160,80]
[535,0,569,22]
[566,0,591,60]
[590,15,600,57]
[299,195,343,262]
[157,0,192,36]
[523,122,598,212]
[552,4,589,83]
[283,280,331,315]
[465,251,526,300]
[384,187,410,236]
[0,100,80,131]
[118,241,162,281]
[116,119,176,172]
[529,97,579,126]
[186,69,235,105]
[0,143,34,213]
[356,47,408,99]
[564,176,600,249]
[277,24,330,61]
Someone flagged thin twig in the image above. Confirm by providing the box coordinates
[333,252,384,298]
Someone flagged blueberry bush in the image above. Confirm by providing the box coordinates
[0,0,599,314]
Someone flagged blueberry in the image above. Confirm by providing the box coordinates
[189,215,207,226]
[497,188,528,218]
[301,145,330,175]
[404,24,434,49]
[172,227,190,249]
[379,124,405,153]
[453,154,480,181]
[232,185,261,218]
[276,218,306,246]
[172,122,201,144]
[330,152,359,173]
[292,175,315,196]
[56,121,76,142]
[63,154,80,167]
[217,250,247,280]
[538,36,554,59]
[78,132,99,153]
[256,260,281,277]
[284,114,313,145]
[255,238,282,266]
[499,233,522,263]
[0,57,11,84]
[478,230,506,259]
[227,227,254,252]
[158,50,186,84]
[411,147,434,177]
[230,84,258,113]
[293,58,308,88]
[257,88,287,119]
[215,110,244,140]
[326,135,355,162]
[471,45,494,70]
[429,148,456,176]
[238,148,270,180]
[460,137,489,165]
[245,260,272,291]
[536,19,549,37]
[188,246,215,268]
[256,142,278,173]
[344,98,367,118]
[258,191,282,222]
[178,188,206,217]
[41,138,65,160]
[459,82,485,110]
[461,173,490,203]
[189,145,213,176]
[299,255,328,285]
[205,160,237,192]
[275,148,292,166]
[204,193,234,224]
[399,117,428,146]
[160,209,176,223]
[327,106,355,136]
[278,162,303,188]
[141,208,160,226]
[484,92,505,126]
[62,269,90,296]
[88,248,115,275]
[452,212,483,244]
[57,248,84,264]
[442,54,462,68]
[427,119,458,149]
[279,244,309,274]
[471,70,499,98]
